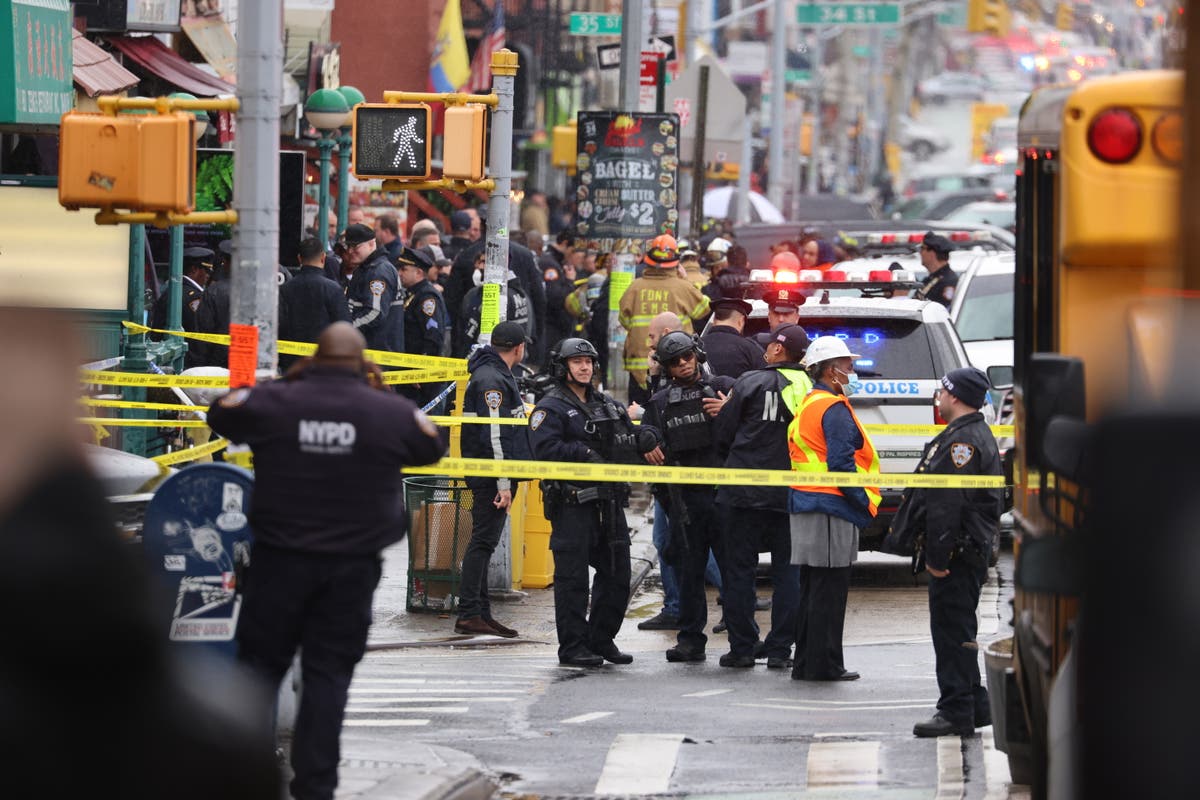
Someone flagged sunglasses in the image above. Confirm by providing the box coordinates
[666,351,697,367]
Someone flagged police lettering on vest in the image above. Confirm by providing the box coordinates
[661,384,716,454]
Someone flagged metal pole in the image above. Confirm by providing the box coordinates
[619,0,644,111]
[806,35,824,194]
[689,65,710,241]
[121,224,150,457]
[480,49,519,346]
[336,128,352,236]
[167,223,185,372]
[768,0,787,210]
[736,116,753,224]
[685,0,701,68]
[230,0,282,377]
[317,134,334,250]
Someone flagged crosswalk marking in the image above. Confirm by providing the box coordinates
[682,689,732,698]
[342,719,429,727]
[348,687,517,694]
[562,711,613,724]
[594,733,684,795]
[736,701,936,712]
[936,737,965,799]
[345,705,468,713]
[982,726,1015,798]
[805,741,880,789]
[343,697,517,704]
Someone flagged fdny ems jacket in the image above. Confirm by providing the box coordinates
[617,268,711,383]
[461,346,532,492]
[347,247,398,350]
[206,365,448,555]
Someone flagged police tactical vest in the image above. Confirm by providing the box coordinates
[661,383,714,455]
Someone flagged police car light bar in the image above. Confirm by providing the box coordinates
[861,229,995,246]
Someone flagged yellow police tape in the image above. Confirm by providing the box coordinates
[78,416,210,428]
[151,437,229,465]
[121,321,466,370]
[81,398,207,412]
[81,366,466,388]
[404,457,1006,489]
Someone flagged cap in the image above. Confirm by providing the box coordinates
[343,223,376,247]
[922,231,954,256]
[706,237,732,254]
[217,239,233,257]
[422,243,451,267]
[183,246,215,269]
[763,286,804,312]
[449,210,472,232]
[802,335,861,366]
[490,321,531,348]
[396,246,434,271]
[712,296,752,317]
[941,366,990,409]
[770,324,809,355]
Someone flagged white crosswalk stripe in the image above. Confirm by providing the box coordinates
[805,740,880,789]
[936,736,966,799]
[594,733,684,795]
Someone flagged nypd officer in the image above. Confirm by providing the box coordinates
[888,367,1002,737]
[700,296,764,379]
[752,287,805,348]
[207,322,447,800]
[643,332,734,663]
[712,324,811,669]
[151,245,213,340]
[397,246,451,412]
[914,232,958,308]
[344,223,398,351]
[529,338,662,667]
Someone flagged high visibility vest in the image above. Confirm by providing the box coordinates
[778,368,812,415]
[788,388,881,516]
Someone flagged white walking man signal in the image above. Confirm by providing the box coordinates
[392,117,425,171]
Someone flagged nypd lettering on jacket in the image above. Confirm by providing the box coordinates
[298,420,357,454]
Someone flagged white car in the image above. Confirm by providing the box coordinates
[918,71,987,104]
[948,252,1014,378]
[897,116,953,161]
[943,201,1016,232]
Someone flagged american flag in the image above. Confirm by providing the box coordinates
[467,1,506,93]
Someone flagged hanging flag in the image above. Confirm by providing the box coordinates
[430,0,471,93]
[467,1,507,93]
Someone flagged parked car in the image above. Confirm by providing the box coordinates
[943,200,1016,232]
[897,115,952,161]
[918,71,987,104]
[901,165,996,198]
[893,187,1006,220]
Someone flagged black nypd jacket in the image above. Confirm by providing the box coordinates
[700,325,765,379]
[460,346,531,491]
[347,247,399,350]
[207,366,448,555]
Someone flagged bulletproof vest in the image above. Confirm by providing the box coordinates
[583,397,632,461]
[661,382,715,455]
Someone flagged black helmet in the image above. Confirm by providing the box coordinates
[655,331,707,366]
[550,337,601,382]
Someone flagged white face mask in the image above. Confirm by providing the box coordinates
[835,367,862,396]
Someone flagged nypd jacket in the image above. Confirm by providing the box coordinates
[700,325,765,379]
[914,264,959,308]
[206,366,448,555]
[403,278,451,357]
[279,267,351,348]
[889,410,1002,570]
[714,362,810,511]
[460,346,531,492]
[347,247,399,350]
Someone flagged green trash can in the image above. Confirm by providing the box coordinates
[403,476,474,612]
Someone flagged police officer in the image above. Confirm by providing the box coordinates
[207,322,447,800]
[278,236,351,371]
[150,246,212,353]
[712,324,811,669]
[700,296,764,379]
[887,367,1002,737]
[752,286,805,348]
[642,332,733,663]
[344,223,398,350]
[397,246,451,412]
[194,241,232,367]
[914,231,958,308]
[529,338,661,667]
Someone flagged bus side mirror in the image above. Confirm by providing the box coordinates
[1025,354,1085,471]
[987,365,1013,390]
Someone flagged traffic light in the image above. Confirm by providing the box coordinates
[967,0,1011,36]
[352,103,432,179]
[551,119,577,169]
[58,111,196,213]
[1056,2,1073,31]
[442,104,487,181]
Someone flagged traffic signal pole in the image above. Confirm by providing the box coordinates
[230,0,283,377]
[481,51,520,342]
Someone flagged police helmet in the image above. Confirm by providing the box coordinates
[551,337,601,381]
[655,331,707,366]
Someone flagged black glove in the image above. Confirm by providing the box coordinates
[583,449,605,463]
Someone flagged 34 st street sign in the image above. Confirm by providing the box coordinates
[796,3,902,25]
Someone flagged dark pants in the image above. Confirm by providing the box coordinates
[549,502,631,659]
[930,557,990,726]
[236,543,382,800]
[457,485,508,620]
[792,564,852,680]
[667,488,722,653]
[720,505,800,659]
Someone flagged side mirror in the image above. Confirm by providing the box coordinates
[987,365,1013,391]
[1025,354,1086,471]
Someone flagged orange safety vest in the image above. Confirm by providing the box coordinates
[788,388,881,516]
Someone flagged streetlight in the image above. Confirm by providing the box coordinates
[305,88,351,249]
[335,85,364,236]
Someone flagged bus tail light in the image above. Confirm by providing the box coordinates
[1087,108,1142,164]
[1151,111,1183,164]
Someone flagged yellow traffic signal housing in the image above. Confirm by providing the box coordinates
[1056,2,1073,30]
[967,0,1011,35]
[800,113,814,157]
[552,120,577,169]
[352,103,432,179]
[443,104,487,181]
[59,111,195,213]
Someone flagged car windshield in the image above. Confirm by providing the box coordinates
[946,204,1015,229]
[955,273,1013,342]
[745,316,936,378]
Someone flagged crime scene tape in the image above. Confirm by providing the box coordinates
[151,438,229,465]
[864,423,1015,437]
[81,366,467,388]
[81,398,206,412]
[380,367,468,385]
[78,416,210,428]
[121,321,466,370]
[404,457,1006,489]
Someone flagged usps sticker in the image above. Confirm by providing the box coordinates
[484,390,503,410]
[530,409,546,431]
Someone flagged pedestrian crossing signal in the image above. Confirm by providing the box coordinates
[352,103,432,180]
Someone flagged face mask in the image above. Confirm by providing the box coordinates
[837,368,862,397]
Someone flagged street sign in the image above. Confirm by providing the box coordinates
[938,6,967,26]
[639,53,662,113]
[647,35,676,63]
[664,55,747,163]
[597,43,622,70]
[786,69,812,83]
[569,12,622,36]
[351,103,432,180]
[796,3,902,25]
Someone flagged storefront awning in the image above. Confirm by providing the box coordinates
[107,35,234,97]
[72,30,139,98]
[180,16,237,82]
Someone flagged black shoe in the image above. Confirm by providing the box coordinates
[665,645,706,663]
[594,643,634,665]
[755,596,772,611]
[637,611,681,630]
[914,713,975,738]
[766,656,793,670]
[454,617,499,636]
[793,668,860,682]
[482,617,519,638]
[975,706,992,728]
[712,618,727,634]
[718,652,756,668]
[559,650,604,667]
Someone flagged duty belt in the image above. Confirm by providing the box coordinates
[560,484,627,504]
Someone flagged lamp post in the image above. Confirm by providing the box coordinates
[163,92,210,373]
[305,88,351,250]
[335,85,364,236]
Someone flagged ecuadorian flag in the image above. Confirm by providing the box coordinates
[430,0,471,93]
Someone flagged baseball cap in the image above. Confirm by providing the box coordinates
[450,210,472,232]
[422,243,451,267]
[343,223,376,247]
[763,286,804,312]
[940,366,989,409]
[770,324,809,356]
[490,321,531,348]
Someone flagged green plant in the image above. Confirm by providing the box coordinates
[195,154,235,212]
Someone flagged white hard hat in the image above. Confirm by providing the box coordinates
[706,237,732,254]
[801,335,861,366]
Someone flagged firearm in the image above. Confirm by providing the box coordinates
[663,468,692,565]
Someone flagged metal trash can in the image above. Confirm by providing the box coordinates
[403,476,473,612]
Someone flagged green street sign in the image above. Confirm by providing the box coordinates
[569,12,622,36]
[785,70,812,83]
[938,6,967,26]
[796,3,902,26]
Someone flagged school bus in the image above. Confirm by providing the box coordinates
[994,70,1183,793]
